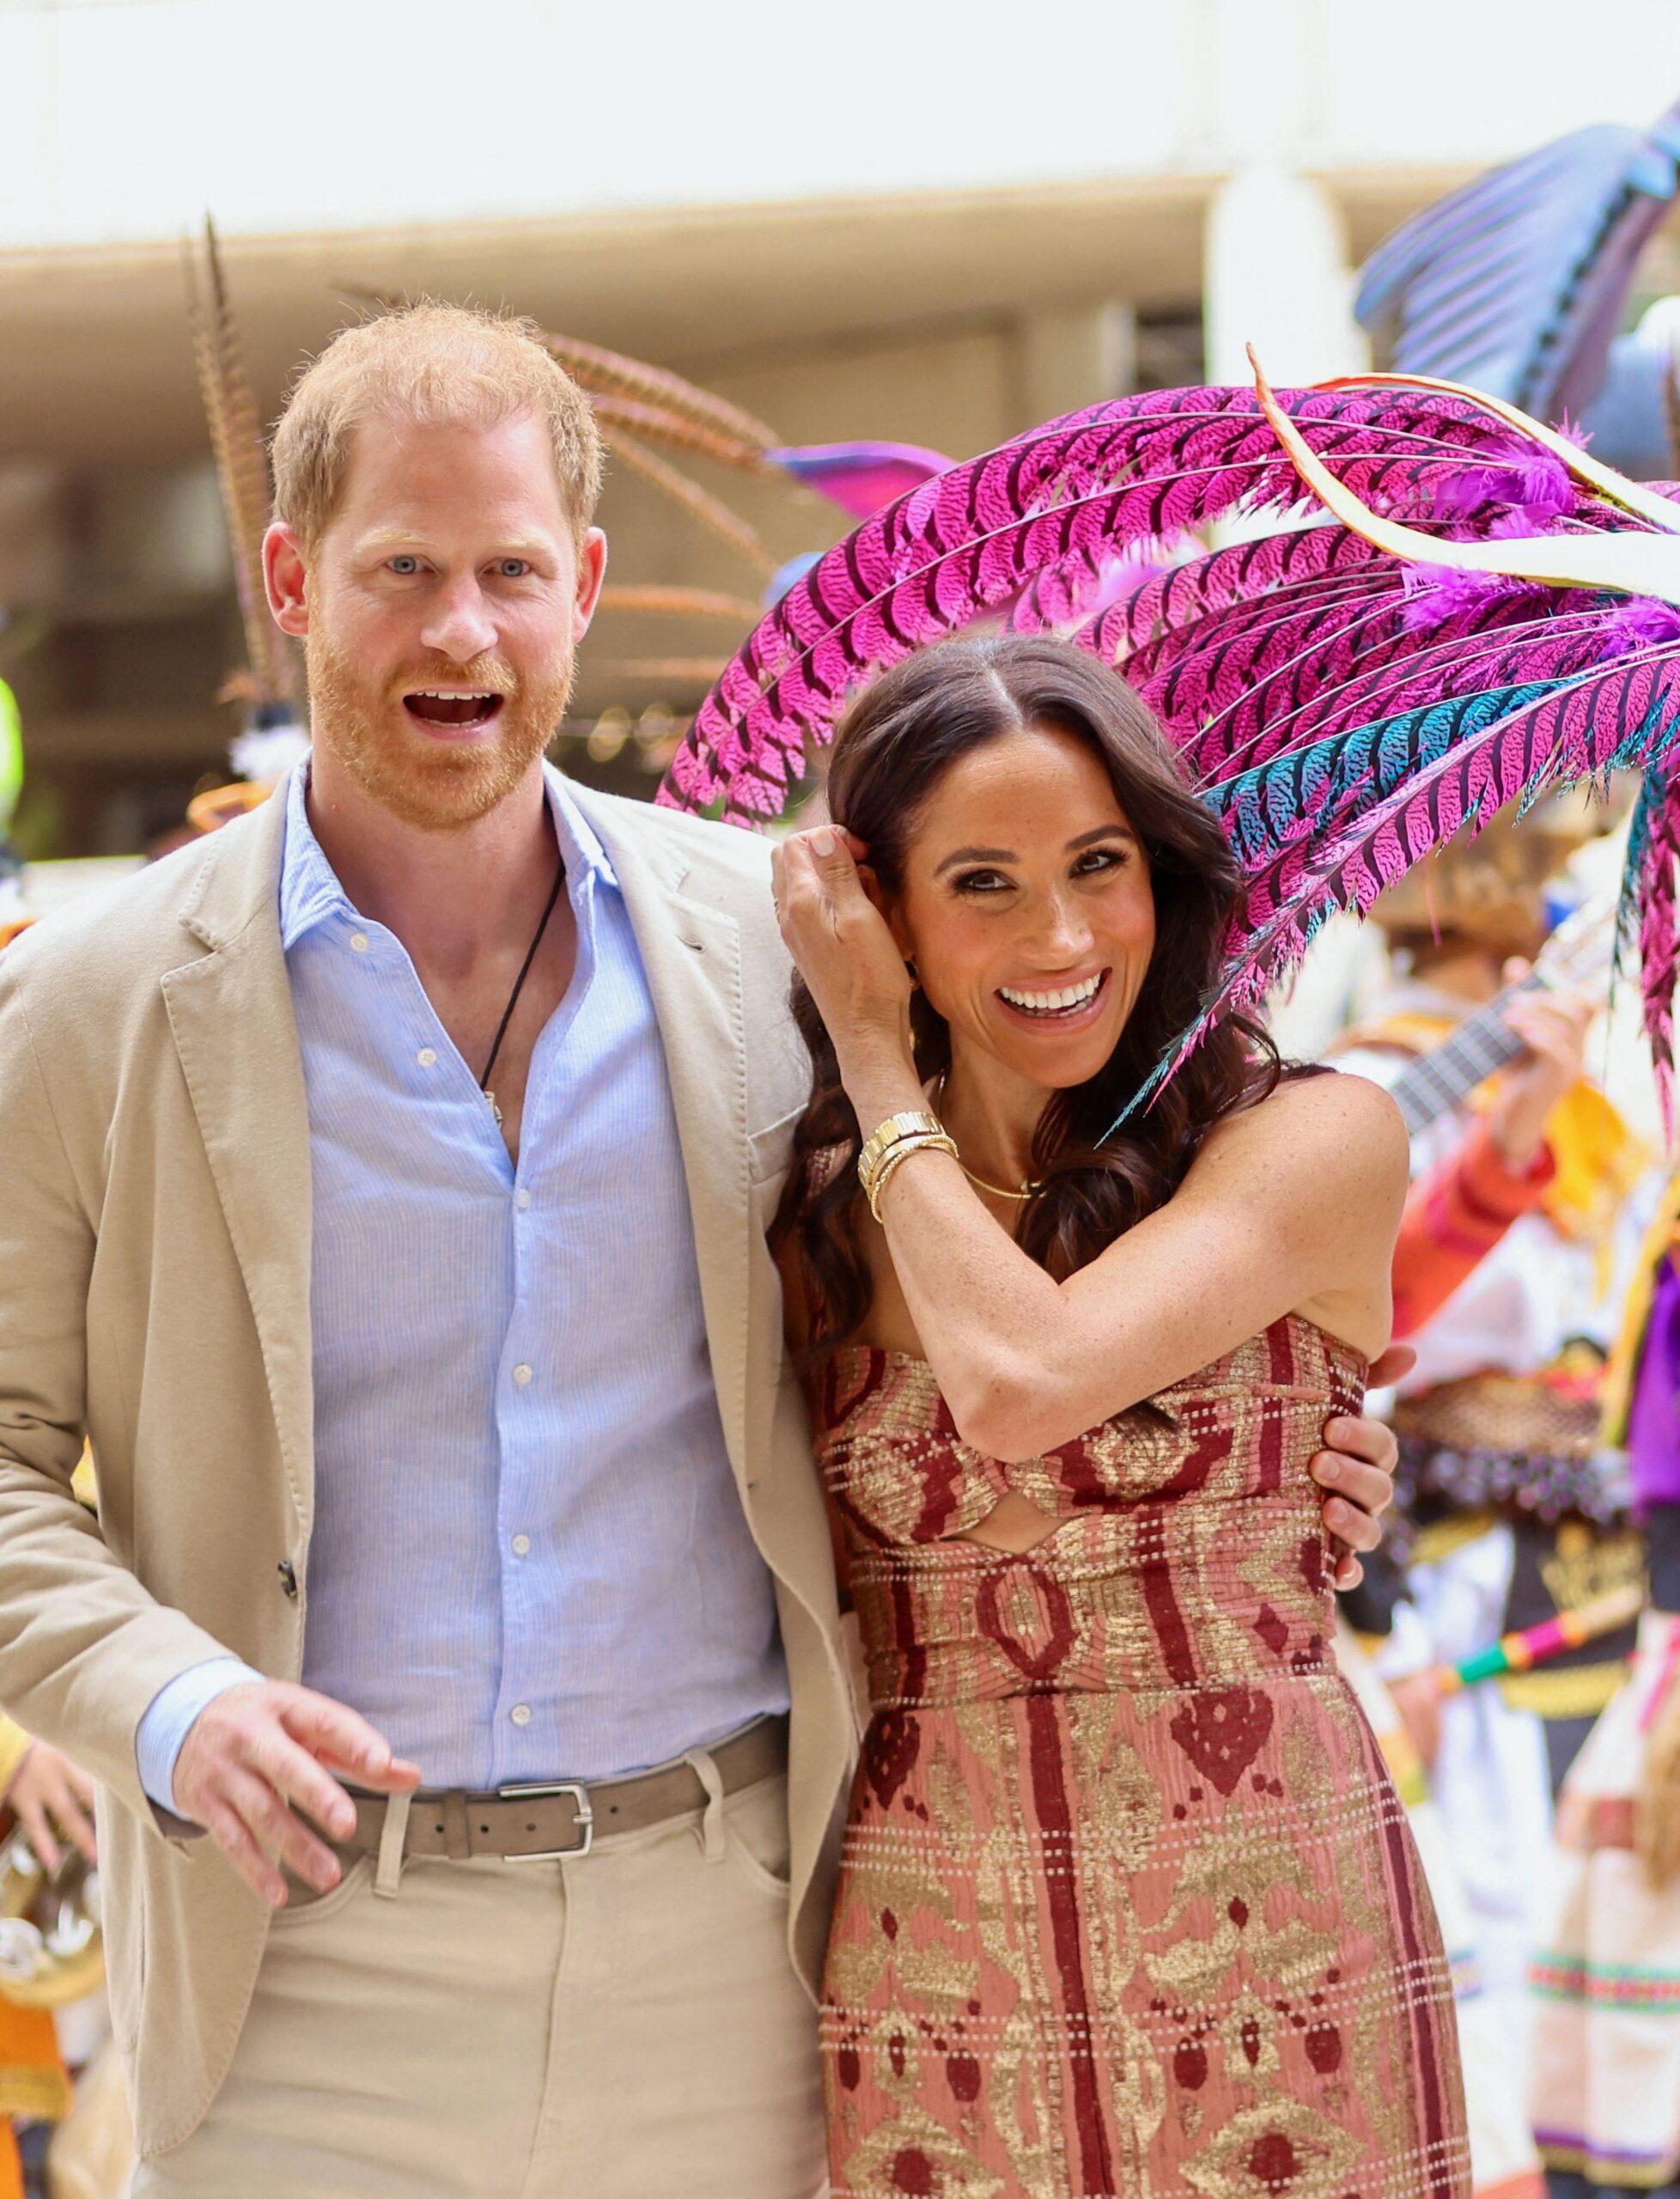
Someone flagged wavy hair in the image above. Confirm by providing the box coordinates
[776,634,1316,1368]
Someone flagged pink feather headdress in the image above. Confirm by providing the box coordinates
[659,364,1680,1126]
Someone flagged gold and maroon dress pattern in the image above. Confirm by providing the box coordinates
[817,1315,1470,2199]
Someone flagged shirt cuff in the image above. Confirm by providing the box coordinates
[135,1657,265,1818]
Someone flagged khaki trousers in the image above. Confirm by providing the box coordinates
[131,1767,825,2199]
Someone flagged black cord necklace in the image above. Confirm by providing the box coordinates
[479,856,565,1130]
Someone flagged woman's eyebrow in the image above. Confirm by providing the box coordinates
[934,844,1014,875]
[1068,825,1138,851]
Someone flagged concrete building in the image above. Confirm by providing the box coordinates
[2,0,1677,850]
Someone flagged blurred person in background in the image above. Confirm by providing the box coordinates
[1332,813,1656,2141]
[1531,1165,1680,2199]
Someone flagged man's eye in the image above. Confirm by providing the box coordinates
[496,558,532,578]
[388,555,421,576]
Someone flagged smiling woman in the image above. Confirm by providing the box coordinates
[767,633,1464,2199]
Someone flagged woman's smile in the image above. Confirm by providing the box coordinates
[995,966,1111,1030]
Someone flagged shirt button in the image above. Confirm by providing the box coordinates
[515,1187,532,1210]
[417,1047,437,1068]
[511,1533,531,1557]
[350,932,370,953]
[510,1703,533,1727]
[512,1363,533,1387]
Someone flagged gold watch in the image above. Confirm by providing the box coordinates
[856,1110,946,1191]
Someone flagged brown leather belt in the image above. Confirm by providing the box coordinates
[340,1714,788,1863]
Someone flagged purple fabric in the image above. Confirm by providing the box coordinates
[1629,1254,1680,1506]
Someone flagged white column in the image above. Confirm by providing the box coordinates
[1203,166,1367,388]
[1014,303,1137,428]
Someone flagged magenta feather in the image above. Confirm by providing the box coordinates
[663,382,1567,812]
[661,372,1680,1101]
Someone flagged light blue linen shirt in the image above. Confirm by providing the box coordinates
[137,765,788,1809]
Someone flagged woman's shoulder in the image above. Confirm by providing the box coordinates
[1195,1065,1409,1203]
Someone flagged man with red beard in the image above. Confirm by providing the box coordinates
[0,306,1403,2193]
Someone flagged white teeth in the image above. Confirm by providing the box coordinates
[413,690,495,702]
[1000,973,1104,1014]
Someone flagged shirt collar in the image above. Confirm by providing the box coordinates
[279,760,617,951]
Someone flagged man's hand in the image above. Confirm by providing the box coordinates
[1488,967,1594,1170]
[173,1682,420,1908]
[5,1741,98,1872]
[1311,1342,1412,1590]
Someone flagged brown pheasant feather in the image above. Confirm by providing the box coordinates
[537,329,779,454]
[606,431,774,576]
[597,583,764,624]
[184,218,297,708]
[586,392,770,473]
[590,656,733,684]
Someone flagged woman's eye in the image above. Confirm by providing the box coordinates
[1075,847,1127,875]
[953,869,1009,894]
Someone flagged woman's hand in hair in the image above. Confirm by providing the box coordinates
[772,826,916,1076]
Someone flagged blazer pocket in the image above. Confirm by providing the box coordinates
[748,1105,805,1187]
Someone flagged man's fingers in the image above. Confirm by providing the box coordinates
[222,1769,341,1894]
[1318,1417,1397,1472]
[1312,1450,1395,1519]
[249,1733,358,1843]
[314,1755,422,1795]
[201,1799,288,1908]
[279,1695,411,1790]
[1322,1495,1380,1554]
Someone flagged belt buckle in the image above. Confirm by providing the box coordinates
[495,1780,594,1860]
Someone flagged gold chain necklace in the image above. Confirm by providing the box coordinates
[934,1075,1043,1203]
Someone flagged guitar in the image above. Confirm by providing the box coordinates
[1385,893,1619,1136]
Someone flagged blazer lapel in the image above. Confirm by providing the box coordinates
[161,792,314,1531]
[575,793,757,1489]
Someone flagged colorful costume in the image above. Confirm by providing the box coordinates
[814,1321,1469,2199]
[1531,1168,1680,2193]
[1335,981,1647,2139]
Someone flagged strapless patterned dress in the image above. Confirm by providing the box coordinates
[814,1315,1469,2199]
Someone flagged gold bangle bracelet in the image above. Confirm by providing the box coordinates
[860,1128,953,1209]
[856,1109,946,1195]
[865,1131,959,1223]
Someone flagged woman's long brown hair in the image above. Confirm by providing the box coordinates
[776,634,1318,1369]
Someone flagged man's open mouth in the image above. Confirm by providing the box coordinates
[403,689,506,732]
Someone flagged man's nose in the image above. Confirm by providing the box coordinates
[420,578,497,664]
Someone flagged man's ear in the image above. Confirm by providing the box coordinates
[265,521,310,639]
[572,527,608,643]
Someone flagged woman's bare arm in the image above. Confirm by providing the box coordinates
[849,1065,1406,1459]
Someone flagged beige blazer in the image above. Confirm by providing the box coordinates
[0,776,855,2159]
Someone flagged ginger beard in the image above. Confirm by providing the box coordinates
[304,622,577,832]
